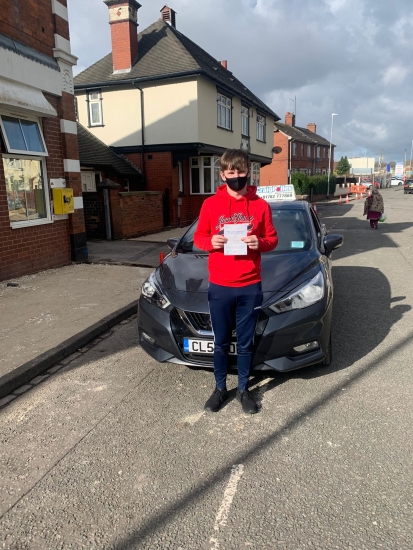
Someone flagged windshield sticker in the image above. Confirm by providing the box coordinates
[291,241,305,248]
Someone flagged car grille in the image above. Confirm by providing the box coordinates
[185,311,212,332]
[170,308,268,366]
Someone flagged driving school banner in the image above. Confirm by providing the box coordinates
[256,185,296,202]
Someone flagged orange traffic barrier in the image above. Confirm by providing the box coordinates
[346,194,349,203]
[339,195,342,204]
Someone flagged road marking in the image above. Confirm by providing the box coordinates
[210,464,244,549]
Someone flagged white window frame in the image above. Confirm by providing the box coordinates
[178,161,183,193]
[190,156,221,195]
[217,93,232,130]
[2,153,52,228]
[292,142,297,156]
[256,113,266,142]
[87,90,103,127]
[307,145,311,157]
[251,162,260,186]
[317,146,321,158]
[0,113,48,156]
[301,144,304,156]
[241,105,249,137]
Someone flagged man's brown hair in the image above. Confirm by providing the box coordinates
[220,149,251,172]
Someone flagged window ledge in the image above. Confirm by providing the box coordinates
[88,124,105,128]
[11,219,53,229]
[217,126,233,132]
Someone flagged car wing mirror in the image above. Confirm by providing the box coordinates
[324,234,343,254]
[167,237,179,250]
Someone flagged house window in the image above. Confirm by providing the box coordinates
[190,156,221,194]
[256,113,266,142]
[317,146,321,158]
[0,114,50,227]
[323,147,326,158]
[292,142,297,156]
[307,145,311,157]
[124,178,130,192]
[178,161,183,193]
[88,90,103,127]
[301,144,304,156]
[81,171,100,192]
[217,93,231,130]
[251,162,260,186]
[241,105,249,136]
[316,168,321,174]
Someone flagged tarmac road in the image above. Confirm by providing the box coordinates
[1,187,412,549]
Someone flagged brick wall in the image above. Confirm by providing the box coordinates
[0,0,82,280]
[260,132,334,186]
[260,132,289,185]
[119,192,163,238]
[0,0,57,57]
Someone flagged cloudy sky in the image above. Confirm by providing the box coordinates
[68,0,413,163]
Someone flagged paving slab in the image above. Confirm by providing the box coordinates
[0,263,152,396]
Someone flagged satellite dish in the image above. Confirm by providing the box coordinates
[272,146,282,154]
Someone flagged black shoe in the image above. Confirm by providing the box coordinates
[236,389,259,414]
[204,388,228,413]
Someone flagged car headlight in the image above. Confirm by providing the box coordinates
[268,271,325,313]
[141,273,170,309]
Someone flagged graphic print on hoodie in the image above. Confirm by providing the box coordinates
[194,185,278,287]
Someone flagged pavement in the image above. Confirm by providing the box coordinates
[0,193,376,401]
[0,225,189,400]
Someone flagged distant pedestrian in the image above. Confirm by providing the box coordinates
[363,186,384,229]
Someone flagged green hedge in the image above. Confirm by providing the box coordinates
[291,173,336,195]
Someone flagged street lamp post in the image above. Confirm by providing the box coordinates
[410,140,413,176]
[327,113,338,199]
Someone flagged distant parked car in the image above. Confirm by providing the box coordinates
[391,178,403,186]
[403,179,413,194]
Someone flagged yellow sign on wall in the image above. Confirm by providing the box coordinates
[52,188,74,214]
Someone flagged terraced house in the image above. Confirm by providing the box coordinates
[74,2,280,230]
[0,0,87,280]
[261,112,334,186]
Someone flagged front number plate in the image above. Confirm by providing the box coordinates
[183,339,237,355]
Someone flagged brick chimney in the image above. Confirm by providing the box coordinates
[307,123,317,133]
[221,60,227,69]
[285,111,295,126]
[104,0,141,74]
[160,5,177,28]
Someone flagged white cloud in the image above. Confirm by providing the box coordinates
[68,0,413,161]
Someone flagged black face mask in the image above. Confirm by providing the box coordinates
[224,175,249,191]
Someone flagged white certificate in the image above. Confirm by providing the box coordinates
[224,223,248,256]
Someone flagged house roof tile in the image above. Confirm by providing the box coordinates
[74,20,279,120]
[77,123,143,178]
[275,122,333,147]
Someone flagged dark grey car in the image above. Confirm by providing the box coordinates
[138,201,343,373]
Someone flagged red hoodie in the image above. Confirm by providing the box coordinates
[194,185,278,287]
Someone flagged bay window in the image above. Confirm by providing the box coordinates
[251,162,260,186]
[190,156,221,194]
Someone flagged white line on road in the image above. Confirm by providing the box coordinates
[210,464,245,550]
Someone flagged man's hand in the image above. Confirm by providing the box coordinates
[211,234,227,249]
[242,235,260,250]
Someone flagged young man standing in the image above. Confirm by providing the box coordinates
[194,149,278,414]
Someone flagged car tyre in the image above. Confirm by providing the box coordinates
[319,332,332,367]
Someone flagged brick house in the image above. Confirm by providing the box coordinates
[77,123,162,240]
[0,0,87,281]
[74,2,279,229]
[260,112,335,185]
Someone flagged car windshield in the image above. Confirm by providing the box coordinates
[177,208,312,255]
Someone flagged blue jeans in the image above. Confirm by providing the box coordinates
[208,282,263,391]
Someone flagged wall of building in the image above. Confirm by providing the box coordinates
[76,78,199,148]
[0,0,86,281]
[260,131,334,186]
[197,77,273,160]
